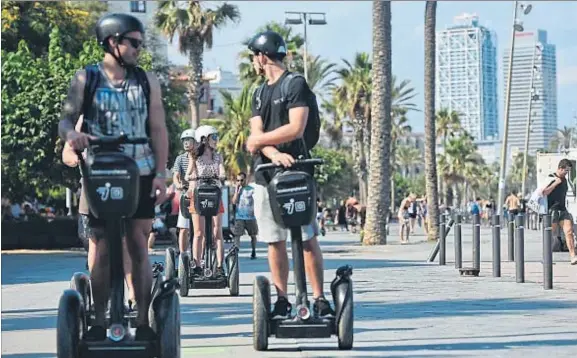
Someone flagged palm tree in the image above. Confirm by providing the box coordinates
[320,97,345,148]
[424,0,439,240]
[364,0,391,245]
[155,1,240,128]
[435,109,462,202]
[396,145,422,177]
[201,84,254,178]
[334,52,372,204]
[305,54,337,95]
[237,21,305,86]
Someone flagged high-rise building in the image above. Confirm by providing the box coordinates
[436,13,499,142]
[106,1,169,63]
[503,30,557,154]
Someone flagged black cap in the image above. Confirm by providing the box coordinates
[247,31,287,58]
[96,13,145,49]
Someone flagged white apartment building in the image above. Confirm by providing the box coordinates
[436,13,499,142]
[502,29,558,154]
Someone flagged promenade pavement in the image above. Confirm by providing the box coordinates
[1,223,576,357]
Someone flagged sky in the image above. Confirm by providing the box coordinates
[165,1,577,134]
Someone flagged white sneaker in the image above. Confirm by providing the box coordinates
[570,256,577,265]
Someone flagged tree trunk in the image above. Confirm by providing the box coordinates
[364,116,372,174]
[364,0,391,245]
[352,112,368,205]
[424,1,439,240]
[188,39,204,129]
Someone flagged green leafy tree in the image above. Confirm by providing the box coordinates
[311,147,355,201]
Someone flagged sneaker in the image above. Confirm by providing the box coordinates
[192,266,203,276]
[215,266,226,278]
[83,325,106,341]
[250,251,256,260]
[571,255,577,265]
[134,325,156,341]
[313,297,335,319]
[271,296,292,320]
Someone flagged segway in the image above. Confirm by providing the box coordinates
[175,177,239,297]
[56,134,180,357]
[252,158,354,351]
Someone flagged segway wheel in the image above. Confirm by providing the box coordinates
[165,247,176,280]
[228,254,239,296]
[335,280,354,350]
[70,272,91,332]
[252,276,270,351]
[158,293,181,358]
[56,289,83,358]
[178,253,190,297]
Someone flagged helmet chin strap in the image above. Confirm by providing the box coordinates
[109,39,136,69]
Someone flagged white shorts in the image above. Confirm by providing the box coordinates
[253,184,318,244]
[177,211,190,229]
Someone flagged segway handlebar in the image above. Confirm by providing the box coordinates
[88,134,149,146]
[255,158,324,172]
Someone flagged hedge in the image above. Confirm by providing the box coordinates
[1,216,81,250]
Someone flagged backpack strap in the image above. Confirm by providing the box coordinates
[82,65,100,132]
[131,66,152,136]
[280,73,303,101]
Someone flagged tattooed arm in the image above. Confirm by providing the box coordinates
[146,71,169,176]
[58,70,89,151]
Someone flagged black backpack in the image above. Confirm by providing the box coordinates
[81,64,151,135]
[255,72,321,151]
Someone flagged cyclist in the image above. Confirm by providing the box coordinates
[62,116,137,310]
[185,125,227,277]
[58,13,169,341]
[245,30,335,319]
[172,129,197,256]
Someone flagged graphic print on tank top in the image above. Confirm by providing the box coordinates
[84,64,155,175]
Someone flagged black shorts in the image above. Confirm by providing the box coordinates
[408,213,417,219]
[550,210,573,224]
[84,175,156,229]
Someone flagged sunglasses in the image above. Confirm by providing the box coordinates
[209,134,219,141]
[182,138,195,144]
[122,36,144,49]
[249,52,260,62]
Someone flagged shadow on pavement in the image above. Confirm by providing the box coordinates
[352,338,577,352]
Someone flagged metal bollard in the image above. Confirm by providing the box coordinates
[439,214,446,266]
[492,214,501,277]
[508,212,515,261]
[454,214,462,269]
[473,214,481,271]
[515,214,525,283]
[543,214,553,290]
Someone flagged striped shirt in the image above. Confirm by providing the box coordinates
[172,153,190,189]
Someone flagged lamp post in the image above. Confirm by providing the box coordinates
[520,43,542,196]
[496,1,533,215]
[284,11,327,82]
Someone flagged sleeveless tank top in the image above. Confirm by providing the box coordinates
[83,63,155,176]
[189,153,222,186]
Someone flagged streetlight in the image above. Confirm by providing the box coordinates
[496,1,533,216]
[284,11,327,82]
[520,42,542,196]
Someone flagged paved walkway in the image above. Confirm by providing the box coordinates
[2,224,576,357]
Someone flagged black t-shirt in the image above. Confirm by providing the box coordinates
[546,173,568,211]
[251,71,313,186]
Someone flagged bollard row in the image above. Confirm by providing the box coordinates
[427,212,555,290]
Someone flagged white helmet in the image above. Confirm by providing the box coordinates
[195,125,218,143]
[180,129,195,141]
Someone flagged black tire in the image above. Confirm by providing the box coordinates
[335,281,354,350]
[56,290,83,358]
[158,293,181,358]
[69,272,91,332]
[228,255,239,296]
[178,253,190,297]
[165,248,176,280]
[252,276,270,351]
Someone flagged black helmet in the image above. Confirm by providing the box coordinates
[96,13,145,50]
[248,31,287,59]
